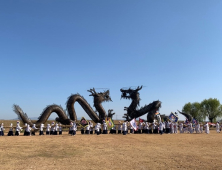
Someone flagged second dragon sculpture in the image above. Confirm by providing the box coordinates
[13,88,113,127]
[120,86,161,123]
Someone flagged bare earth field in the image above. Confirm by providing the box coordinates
[0,131,222,170]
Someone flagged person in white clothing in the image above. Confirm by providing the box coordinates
[54,123,59,135]
[31,124,38,135]
[174,122,178,134]
[171,122,174,134]
[85,124,90,134]
[8,123,14,136]
[70,122,77,136]
[25,124,31,136]
[89,121,93,134]
[102,121,107,134]
[130,124,134,134]
[144,122,149,134]
[122,122,127,135]
[189,123,193,134]
[195,122,200,133]
[162,122,166,133]
[50,122,55,135]
[204,122,210,134]
[46,124,51,135]
[118,121,122,134]
[159,122,164,135]
[179,123,183,133]
[39,124,44,135]
[95,123,100,135]
[15,121,22,136]
[166,121,171,134]
[216,122,220,133]
[138,122,143,134]
[200,123,203,133]
[0,123,5,136]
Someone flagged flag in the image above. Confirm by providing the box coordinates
[130,118,138,131]
[169,112,179,122]
[79,117,89,127]
[139,118,145,123]
[105,117,114,130]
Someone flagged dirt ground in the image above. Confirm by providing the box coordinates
[0,130,222,170]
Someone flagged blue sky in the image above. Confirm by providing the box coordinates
[0,0,221,121]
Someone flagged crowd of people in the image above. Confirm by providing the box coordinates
[0,120,221,136]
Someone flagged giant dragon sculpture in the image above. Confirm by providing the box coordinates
[120,86,161,123]
[13,88,114,127]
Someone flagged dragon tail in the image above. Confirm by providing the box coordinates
[13,104,33,126]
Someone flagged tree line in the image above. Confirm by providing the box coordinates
[182,98,222,123]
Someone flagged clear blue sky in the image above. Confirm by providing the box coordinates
[0,0,222,120]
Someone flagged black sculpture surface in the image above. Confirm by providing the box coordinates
[177,110,193,122]
[120,86,161,122]
[13,88,113,126]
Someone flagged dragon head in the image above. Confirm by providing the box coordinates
[88,88,112,103]
[120,86,142,105]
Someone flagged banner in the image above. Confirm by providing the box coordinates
[169,112,178,123]
[139,118,145,123]
[105,117,114,130]
[79,117,89,127]
[130,118,138,131]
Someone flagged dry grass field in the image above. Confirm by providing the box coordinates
[0,130,222,170]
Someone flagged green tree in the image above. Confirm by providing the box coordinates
[182,102,204,122]
[200,98,222,123]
